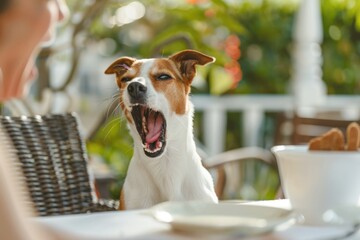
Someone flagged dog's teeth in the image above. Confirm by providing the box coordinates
[143,141,163,154]
[144,147,153,153]
[142,116,148,134]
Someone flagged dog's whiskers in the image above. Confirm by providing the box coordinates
[110,103,121,118]
[103,91,120,101]
[102,115,124,140]
[106,94,121,119]
[104,121,120,140]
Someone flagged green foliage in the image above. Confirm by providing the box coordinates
[234,0,360,95]
[233,1,296,94]
[76,0,360,96]
[87,115,133,199]
[321,0,360,94]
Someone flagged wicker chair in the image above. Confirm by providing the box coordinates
[0,113,118,216]
[201,146,278,199]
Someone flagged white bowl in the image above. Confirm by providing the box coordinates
[271,145,360,225]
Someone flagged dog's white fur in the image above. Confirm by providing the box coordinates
[105,50,218,209]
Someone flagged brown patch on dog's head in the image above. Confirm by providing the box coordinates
[105,57,135,75]
[169,49,215,83]
[105,50,215,116]
[148,59,188,114]
[105,57,141,87]
[148,50,215,115]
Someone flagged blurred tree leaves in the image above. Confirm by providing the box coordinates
[321,0,360,94]
[61,0,360,96]
[209,66,234,95]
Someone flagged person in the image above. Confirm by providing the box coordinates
[0,0,72,239]
[0,0,68,101]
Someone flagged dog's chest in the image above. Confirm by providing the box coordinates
[145,153,189,192]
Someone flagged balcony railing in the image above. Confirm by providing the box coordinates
[192,94,360,156]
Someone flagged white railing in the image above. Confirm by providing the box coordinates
[191,94,360,156]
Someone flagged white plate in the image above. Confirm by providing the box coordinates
[151,201,299,236]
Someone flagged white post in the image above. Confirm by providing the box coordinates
[291,0,326,107]
[242,106,263,147]
[203,101,226,156]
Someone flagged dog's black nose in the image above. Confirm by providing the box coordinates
[128,82,147,102]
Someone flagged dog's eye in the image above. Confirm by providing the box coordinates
[157,74,172,81]
[121,77,132,82]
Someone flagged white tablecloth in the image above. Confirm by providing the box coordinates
[35,199,360,240]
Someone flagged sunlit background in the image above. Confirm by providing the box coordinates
[14,0,360,200]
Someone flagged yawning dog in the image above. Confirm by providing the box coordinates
[105,50,218,209]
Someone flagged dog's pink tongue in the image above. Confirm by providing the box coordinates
[146,114,163,143]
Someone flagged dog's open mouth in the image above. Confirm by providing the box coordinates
[131,105,166,158]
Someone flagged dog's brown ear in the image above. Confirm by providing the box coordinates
[169,50,215,82]
[104,57,136,75]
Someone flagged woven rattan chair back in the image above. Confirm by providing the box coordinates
[0,113,117,216]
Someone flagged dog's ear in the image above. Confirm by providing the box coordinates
[104,57,136,76]
[169,50,215,82]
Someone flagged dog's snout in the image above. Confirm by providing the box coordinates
[128,82,147,102]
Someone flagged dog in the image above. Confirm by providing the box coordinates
[105,49,218,210]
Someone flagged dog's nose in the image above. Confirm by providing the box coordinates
[128,82,147,102]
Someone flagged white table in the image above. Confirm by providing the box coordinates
[35,200,360,240]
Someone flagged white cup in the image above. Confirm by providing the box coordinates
[272,145,360,225]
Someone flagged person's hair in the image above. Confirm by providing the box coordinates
[0,0,11,14]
